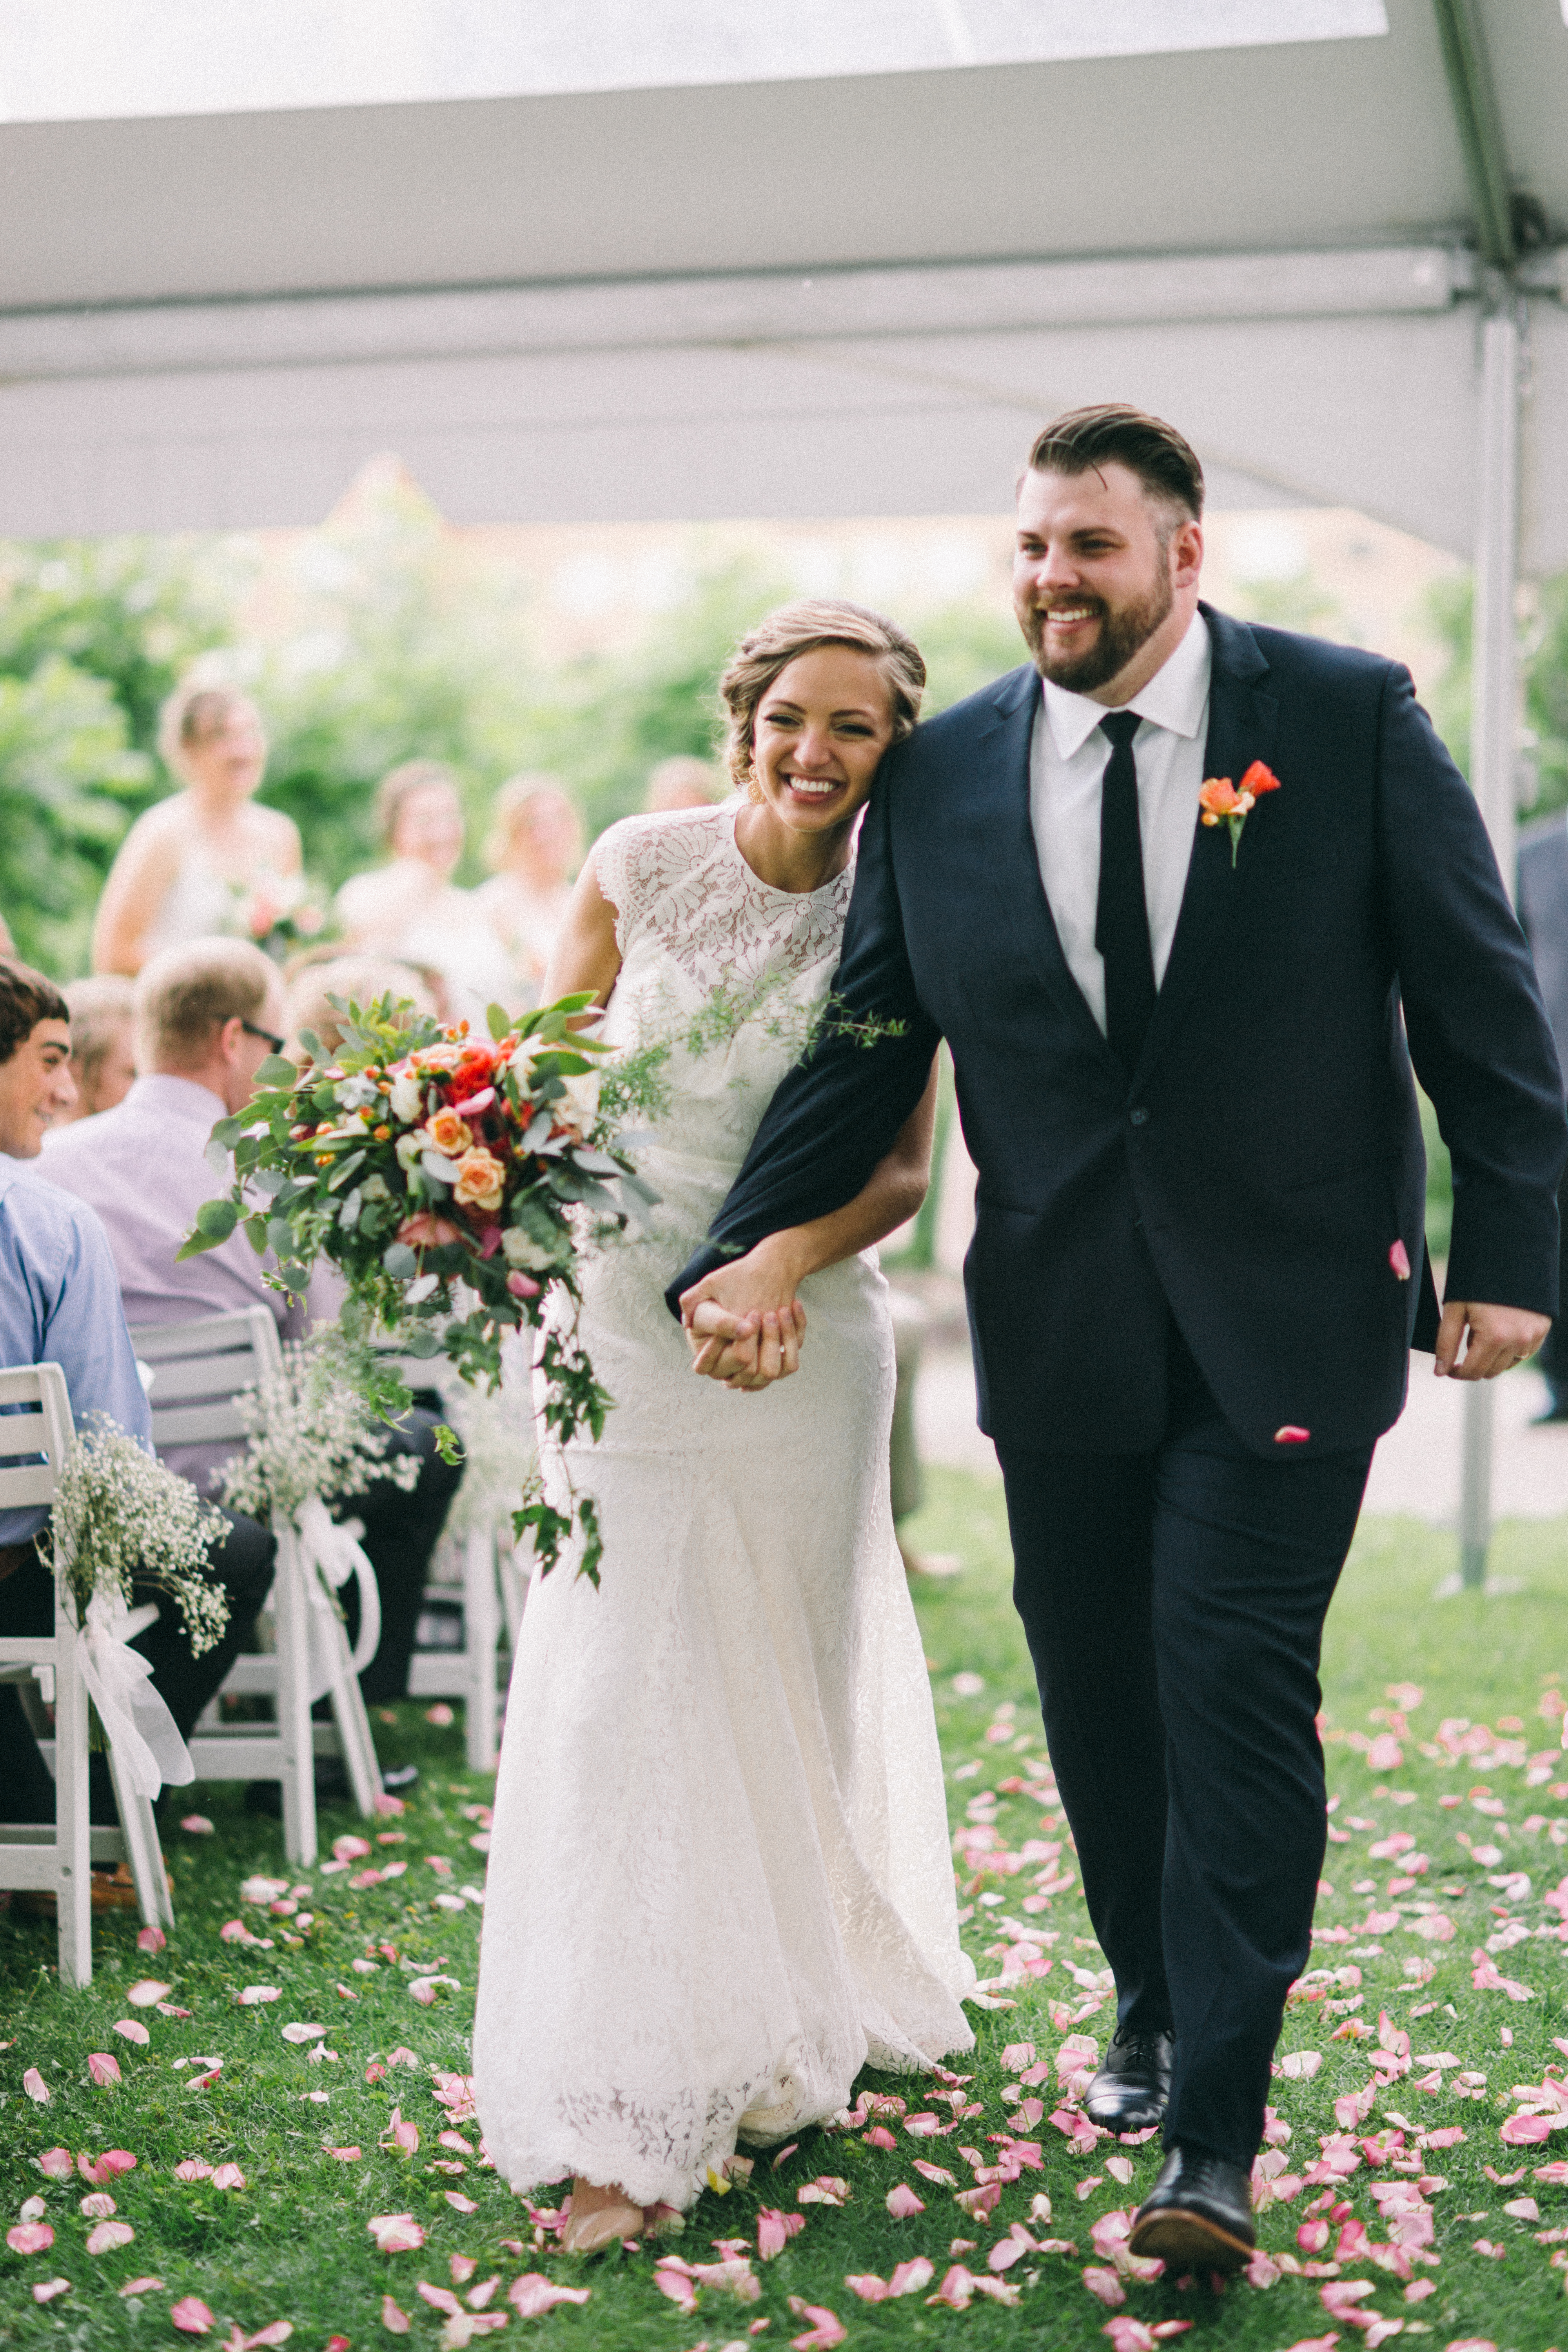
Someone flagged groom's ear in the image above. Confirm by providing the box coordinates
[1169,515,1204,591]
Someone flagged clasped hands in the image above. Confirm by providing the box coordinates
[681,1240,808,1392]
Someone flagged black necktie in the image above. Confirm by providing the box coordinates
[1095,710,1156,1078]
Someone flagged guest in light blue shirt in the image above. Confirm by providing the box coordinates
[0,956,273,1830]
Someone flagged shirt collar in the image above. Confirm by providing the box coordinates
[1042,608,1212,761]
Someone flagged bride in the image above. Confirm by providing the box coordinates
[472,600,975,2252]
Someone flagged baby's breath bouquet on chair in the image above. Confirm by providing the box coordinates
[45,1415,230,1657]
[42,1415,231,1795]
[180,994,653,1586]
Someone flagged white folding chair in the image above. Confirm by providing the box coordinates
[129,1310,385,1867]
[0,1362,174,1987]
[384,1352,523,1773]
[408,1522,526,1771]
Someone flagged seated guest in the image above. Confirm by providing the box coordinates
[0,956,274,1853]
[41,938,461,1717]
[47,975,138,1126]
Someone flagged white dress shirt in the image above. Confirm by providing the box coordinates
[1029,610,1212,1036]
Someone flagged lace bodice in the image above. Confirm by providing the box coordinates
[597,803,854,997]
[593,806,855,1227]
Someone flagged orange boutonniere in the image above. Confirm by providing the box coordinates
[1198,760,1282,867]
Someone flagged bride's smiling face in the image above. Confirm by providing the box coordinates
[750,646,896,837]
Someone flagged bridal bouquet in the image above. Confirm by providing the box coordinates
[180,994,651,1584]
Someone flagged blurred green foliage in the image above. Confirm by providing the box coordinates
[0,536,234,970]
[1423,566,1568,818]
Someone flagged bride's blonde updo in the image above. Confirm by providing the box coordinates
[718,600,926,800]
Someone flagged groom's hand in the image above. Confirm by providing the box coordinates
[1434,1299,1551,1380]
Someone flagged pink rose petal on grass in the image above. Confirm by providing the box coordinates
[381,2299,412,2336]
[7,2221,54,2254]
[33,2278,71,2304]
[181,1814,214,1834]
[81,2149,136,2183]
[211,2163,246,2190]
[886,2258,935,2297]
[171,2297,216,2334]
[886,2182,926,2217]
[444,2190,478,2213]
[22,2066,50,2102]
[86,2219,135,2253]
[125,1980,171,2007]
[788,2302,848,2349]
[121,2277,165,2298]
[1102,2322,1157,2352]
[325,2146,361,2162]
[80,2192,118,2218]
[426,1704,455,1727]
[759,2209,806,2257]
[87,2051,122,2088]
[37,2147,73,2178]
[114,2018,151,2045]
[136,1923,166,1953]
[508,2276,592,2316]
[1083,2265,1127,2308]
[368,2213,425,2253]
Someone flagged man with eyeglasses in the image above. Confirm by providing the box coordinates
[42,938,461,1795]
[0,951,276,1880]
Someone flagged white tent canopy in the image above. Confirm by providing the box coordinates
[0,0,1562,559]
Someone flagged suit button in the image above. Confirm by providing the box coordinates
[1129,1107,1150,1127]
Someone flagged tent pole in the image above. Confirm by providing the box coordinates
[1457,298,1522,1590]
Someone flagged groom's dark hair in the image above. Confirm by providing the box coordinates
[1022,405,1205,523]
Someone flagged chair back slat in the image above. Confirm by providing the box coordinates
[0,1362,74,1509]
[128,1308,283,1457]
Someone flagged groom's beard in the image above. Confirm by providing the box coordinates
[1023,567,1174,695]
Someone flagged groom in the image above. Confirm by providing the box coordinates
[671,405,1568,2268]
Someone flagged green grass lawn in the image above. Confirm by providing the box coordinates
[6,1468,1568,2351]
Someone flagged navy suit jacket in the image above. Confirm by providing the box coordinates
[672,607,1567,1459]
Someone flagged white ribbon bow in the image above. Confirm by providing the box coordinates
[78,1591,194,1799]
[291,1494,381,1702]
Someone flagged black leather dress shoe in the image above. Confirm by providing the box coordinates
[1082,2026,1175,2132]
[1128,2144,1256,2272]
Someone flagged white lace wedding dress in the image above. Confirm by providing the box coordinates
[472,803,975,2212]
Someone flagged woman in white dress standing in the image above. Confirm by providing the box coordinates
[473,601,974,2251]
[91,684,303,975]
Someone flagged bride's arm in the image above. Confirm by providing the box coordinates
[682,1058,938,1389]
[539,855,622,1013]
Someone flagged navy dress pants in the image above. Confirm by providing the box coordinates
[997,1328,1372,2169]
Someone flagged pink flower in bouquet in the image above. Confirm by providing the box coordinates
[506,1271,540,1301]
[397,1211,461,1251]
[426,1108,474,1157]
[454,1147,506,1212]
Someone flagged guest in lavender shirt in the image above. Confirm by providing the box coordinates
[43,937,461,1711]
[0,955,273,1837]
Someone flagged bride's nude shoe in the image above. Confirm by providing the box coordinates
[561,2183,643,2254]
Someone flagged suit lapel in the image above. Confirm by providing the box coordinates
[976,665,1109,1052]
[1131,606,1278,1089]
